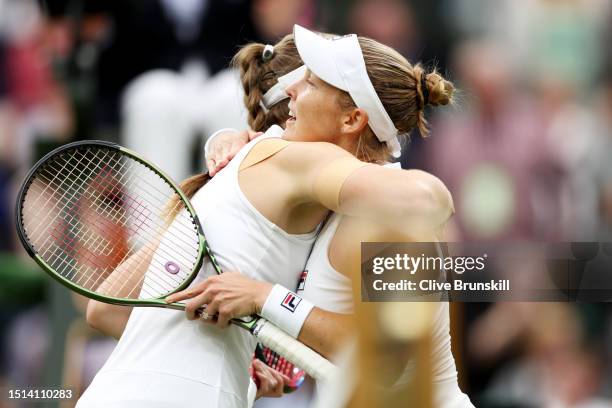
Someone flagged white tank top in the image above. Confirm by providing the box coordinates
[298,164,473,407]
[78,125,319,408]
[297,213,353,314]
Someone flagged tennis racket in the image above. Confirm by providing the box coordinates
[255,344,306,392]
[15,140,336,382]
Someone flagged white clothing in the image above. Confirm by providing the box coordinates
[78,126,318,408]
[296,164,402,315]
[298,160,473,406]
[297,213,353,315]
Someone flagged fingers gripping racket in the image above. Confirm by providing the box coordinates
[15,140,336,382]
[255,344,306,392]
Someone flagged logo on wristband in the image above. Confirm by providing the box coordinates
[282,292,302,312]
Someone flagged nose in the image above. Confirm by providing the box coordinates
[285,81,297,100]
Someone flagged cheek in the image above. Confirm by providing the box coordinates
[298,94,340,137]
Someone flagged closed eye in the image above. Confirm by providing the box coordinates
[305,71,317,87]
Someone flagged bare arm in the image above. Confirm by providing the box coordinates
[86,302,132,340]
[274,142,454,231]
[206,132,453,231]
[166,273,353,359]
[337,166,454,231]
[296,308,353,359]
[86,240,159,339]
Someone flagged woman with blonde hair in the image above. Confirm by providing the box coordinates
[179,27,473,407]
[80,25,461,408]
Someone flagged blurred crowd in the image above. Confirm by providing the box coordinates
[1,0,612,407]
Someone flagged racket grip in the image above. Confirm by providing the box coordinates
[254,319,338,382]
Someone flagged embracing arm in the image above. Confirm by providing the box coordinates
[205,128,263,176]
[86,302,132,340]
[86,240,159,339]
[205,133,453,229]
[165,273,353,359]
[296,308,353,359]
[336,166,454,231]
[277,142,454,231]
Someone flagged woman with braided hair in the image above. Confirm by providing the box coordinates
[188,30,473,407]
[80,26,465,408]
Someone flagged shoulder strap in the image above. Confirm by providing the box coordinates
[239,138,291,172]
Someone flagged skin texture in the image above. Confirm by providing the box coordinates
[283,70,347,143]
[284,70,370,157]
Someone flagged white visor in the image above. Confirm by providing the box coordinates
[293,24,401,158]
[260,66,308,111]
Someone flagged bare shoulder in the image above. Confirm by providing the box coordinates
[269,140,356,173]
[404,169,455,219]
[285,141,354,160]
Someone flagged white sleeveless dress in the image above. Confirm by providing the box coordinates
[77,125,319,408]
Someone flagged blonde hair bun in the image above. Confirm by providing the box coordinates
[424,71,455,107]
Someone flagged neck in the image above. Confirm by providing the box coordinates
[336,137,359,156]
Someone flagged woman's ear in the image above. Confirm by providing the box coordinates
[341,108,369,136]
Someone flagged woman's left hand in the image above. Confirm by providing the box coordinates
[166,272,273,327]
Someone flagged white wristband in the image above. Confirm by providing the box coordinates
[203,127,238,163]
[260,284,314,338]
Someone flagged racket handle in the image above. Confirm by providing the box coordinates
[254,319,337,382]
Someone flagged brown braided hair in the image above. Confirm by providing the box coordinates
[232,34,302,131]
[168,35,302,211]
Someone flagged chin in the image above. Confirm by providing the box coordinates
[283,128,296,141]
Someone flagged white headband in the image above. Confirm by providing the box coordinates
[293,25,401,158]
[259,65,307,113]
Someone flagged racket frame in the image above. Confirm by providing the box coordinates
[14,140,212,305]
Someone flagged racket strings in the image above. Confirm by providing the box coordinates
[21,146,202,300]
[29,148,197,246]
[26,154,195,290]
[27,151,196,298]
[25,172,161,296]
[28,149,197,264]
[33,191,189,301]
[30,158,198,277]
